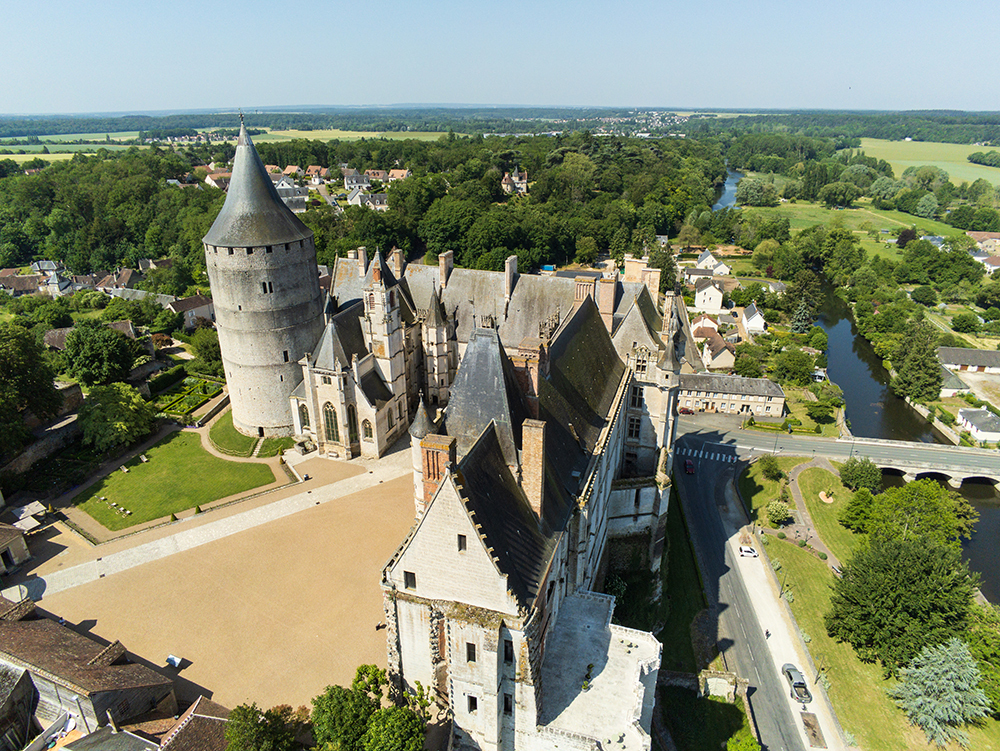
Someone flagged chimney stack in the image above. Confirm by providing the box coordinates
[391,247,405,278]
[504,255,518,304]
[439,251,453,291]
[521,419,546,521]
[597,277,616,332]
[358,246,368,277]
[574,276,596,309]
[420,434,456,511]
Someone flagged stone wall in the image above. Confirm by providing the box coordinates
[1,416,81,479]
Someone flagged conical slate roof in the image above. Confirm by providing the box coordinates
[203,122,312,248]
[409,395,437,439]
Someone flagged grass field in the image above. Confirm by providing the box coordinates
[2,152,81,163]
[737,456,808,523]
[796,466,858,560]
[75,431,275,530]
[761,536,1000,750]
[782,388,840,438]
[208,410,258,456]
[657,490,706,673]
[859,138,1000,187]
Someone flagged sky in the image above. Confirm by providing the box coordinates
[3,0,998,115]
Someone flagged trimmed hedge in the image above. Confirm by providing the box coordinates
[149,364,186,394]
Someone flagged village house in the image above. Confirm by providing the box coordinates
[167,295,215,330]
[500,167,528,195]
[701,332,735,370]
[693,278,725,314]
[387,168,412,182]
[938,346,1000,374]
[345,172,371,192]
[365,169,388,182]
[695,249,730,275]
[677,373,785,416]
[958,408,1000,443]
[742,303,767,334]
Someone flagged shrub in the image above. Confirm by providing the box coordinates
[818,552,828,560]
[149,364,186,394]
[777,531,786,539]
[797,539,807,548]
[758,454,783,481]
[766,500,792,527]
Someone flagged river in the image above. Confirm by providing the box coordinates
[816,287,1000,601]
[714,170,742,210]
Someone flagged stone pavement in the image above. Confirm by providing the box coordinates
[18,443,412,601]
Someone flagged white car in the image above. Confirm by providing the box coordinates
[738,545,758,558]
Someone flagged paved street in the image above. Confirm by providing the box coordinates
[673,432,846,751]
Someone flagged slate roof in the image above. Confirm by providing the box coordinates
[0,275,41,292]
[694,278,723,294]
[0,619,172,695]
[0,664,25,706]
[959,408,1000,434]
[611,292,660,355]
[0,523,23,548]
[310,301,367,371]
[65,726,158,751]
[408,397,437,438]
[538,297,625,503]
[359,369,393,409]
[938,347,1000,369]
[679,373,784,398]
[444,328,530,466]
[456,425,553,608]
[744,302,764,321]
[940,366,969,392]
[203,123,312,248]
[329,251,401,311]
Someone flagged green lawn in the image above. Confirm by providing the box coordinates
[737,457,808,523]
[858,138,1000,187]
[782,388,840,438]
[659,686,754,751]
[658,490,707,673]
[208,410,258,456]
[258,436,295,458]
[796,466,858,560]
[760,537,1000,750]
[75,431,275,530]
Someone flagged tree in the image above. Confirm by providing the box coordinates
[897,227,918,249]
[838,456,882,493]
[867,479,977,550]
[891,322,943,402]
[805,401,834,423]
[361,707,425,751]
[771,349,814,386]
[0,323,61,457]
[757,454,783,481]
[77,383,156,453]
[951,312,981,334]
[64,320,137,386]
[647,245,677,294]
[766,500,792,527]
[911,286,938,306]
[190,326,222,363]
[916,193,940,220]
[790,302,812,334]
[808,327,828,350]
[818,181,861,208]
[574,236,598,266]
[825,535,977,674]
[225,703,297,751]
[734,355,763,378]
[839,488,875,532]
[313,665,405,751]
[966,602,1000,717]
[889,638,989,748]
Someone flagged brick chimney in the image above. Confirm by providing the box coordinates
[512,337,549,419]
[358,246,368,277]
[439,250,453,291]
[391,247,405,278]
[574,276,596,309]
[597,277,616,332]
[420,434,456,511]
[521,419,546,521]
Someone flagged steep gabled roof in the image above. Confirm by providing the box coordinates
[611,294,660,356]
[310,301,367,371]
[443,328,530,466]
[409,397,438,438]
[457,425,553,608]
[202,123,312,248]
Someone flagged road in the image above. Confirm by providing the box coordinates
[676,416,1000,477]
[672,436,808,751]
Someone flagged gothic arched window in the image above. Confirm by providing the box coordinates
[299,403,310,430]
[323,403,339,443]
[362,419,373,440]
[348,405,359,443]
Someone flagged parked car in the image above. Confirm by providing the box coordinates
[684,459,695,474]
[738,545,758,558]
[678,407,694,415]
[782,664,812,704]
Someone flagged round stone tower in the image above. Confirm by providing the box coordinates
[203,121,325,437]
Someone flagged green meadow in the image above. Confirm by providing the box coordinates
[858,137,1000,186]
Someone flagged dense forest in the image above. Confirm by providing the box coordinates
[0,131,726,285]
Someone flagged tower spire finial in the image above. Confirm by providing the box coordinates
[239,109,244,125]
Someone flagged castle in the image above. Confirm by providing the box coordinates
[203,123,691,751]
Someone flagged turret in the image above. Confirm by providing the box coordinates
[202,119,325,437]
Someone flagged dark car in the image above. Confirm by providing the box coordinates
[684,459,695,474]
[782,664,812,704]
[678,407,694,415]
